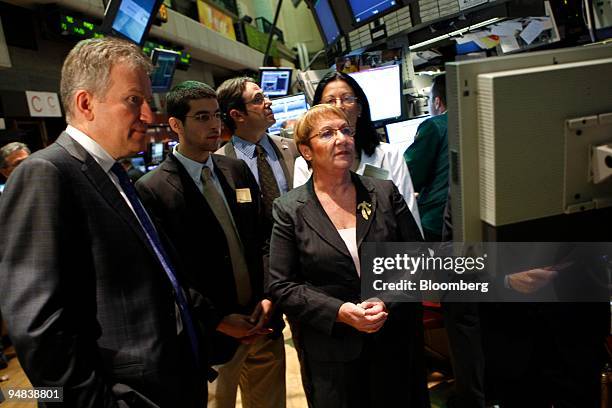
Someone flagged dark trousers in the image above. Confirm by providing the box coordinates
[442,302,485,408]
[303,336,429,408]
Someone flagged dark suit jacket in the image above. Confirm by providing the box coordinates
[136,152,281,364]
[0,133,205,407]
[268,173,428,405]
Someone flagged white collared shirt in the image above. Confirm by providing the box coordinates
[65,125,153,230]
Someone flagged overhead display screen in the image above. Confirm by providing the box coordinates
[348,0,398,24]
[314,0,342,45]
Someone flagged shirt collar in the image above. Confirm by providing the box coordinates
[173,144,215,181]
[65,125,116,173]
[232,133,274,158]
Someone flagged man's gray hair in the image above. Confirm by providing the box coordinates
[60,37,153,123]
[0,142,31,169]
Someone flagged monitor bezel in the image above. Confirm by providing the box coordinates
[101,0,164,46]
[150,48,180,93]
[346,0,403,29]
[311,0,343,46]
[259,67,294,98]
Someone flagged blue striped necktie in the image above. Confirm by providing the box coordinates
[111,162,200,367]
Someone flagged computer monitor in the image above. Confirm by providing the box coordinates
[347,0,400,26]
[267,93,309,136]
[348,64,403,124]
[149,141,164,165]
[0,183,4,194]
[312,0,342,46]
[259,68,293,97]
[150,48,180,93]
[385,115,429,145]
[447,43,612,242]
[102,0,163,45]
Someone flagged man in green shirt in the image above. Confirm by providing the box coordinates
[404,74,448,241]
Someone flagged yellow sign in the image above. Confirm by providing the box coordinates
[197,1,236,41]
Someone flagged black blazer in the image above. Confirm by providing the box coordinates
[136,152,281,364]
[0,133,205,407]
[268,173,423,361]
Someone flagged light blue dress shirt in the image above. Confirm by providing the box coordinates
[231,134,288,194]
[173,145,223,196]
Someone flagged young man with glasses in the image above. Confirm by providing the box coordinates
[215,77,299,231]
[135,80,286,408]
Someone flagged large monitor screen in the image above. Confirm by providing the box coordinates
[103,0,161,45]
[349,64,402,123]
[267,93,309,136]
[260,68,293,97]
[313,0,342,45]
[348,0,399,25]
[385,115,429,145]
[150,48,180,93]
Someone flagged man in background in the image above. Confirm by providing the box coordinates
[404,74,448,242]
[215,77,299,230]
[0,142,30,184]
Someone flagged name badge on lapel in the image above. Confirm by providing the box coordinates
[236,188,252,203]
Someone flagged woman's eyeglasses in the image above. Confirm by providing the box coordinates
[311,126,355,142]
[323,96,358,106]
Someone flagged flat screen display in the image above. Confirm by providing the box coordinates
[103,0,160,45]
[150,48,180,93]
[149,142,164,164]
[385,115,430,145]
[348,64,402,123]
[260,68,293,97]
[267,93,309,135]
[313,0,342,45]
[348,0,398,25]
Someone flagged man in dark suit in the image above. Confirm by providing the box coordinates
[0,37,207,407]
[215,77,299,230]
[135,81,286,408]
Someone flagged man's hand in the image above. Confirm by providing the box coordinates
[336,302,387,333]
[245,299,274,340]
[216,314,256,339]
[507,268,558,294]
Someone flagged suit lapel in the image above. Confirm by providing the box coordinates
[212,155,236,192]
[162,154,185,195]
[299,179,352,259]
[56,133,156,255]
[354,173,376,249]
[224,142,238,159]
[212,156,239,216]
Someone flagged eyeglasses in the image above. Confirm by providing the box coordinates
[311,126,355,142]
[184,112,222,122]
[323,96,358,106]
[244,93,269,106]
